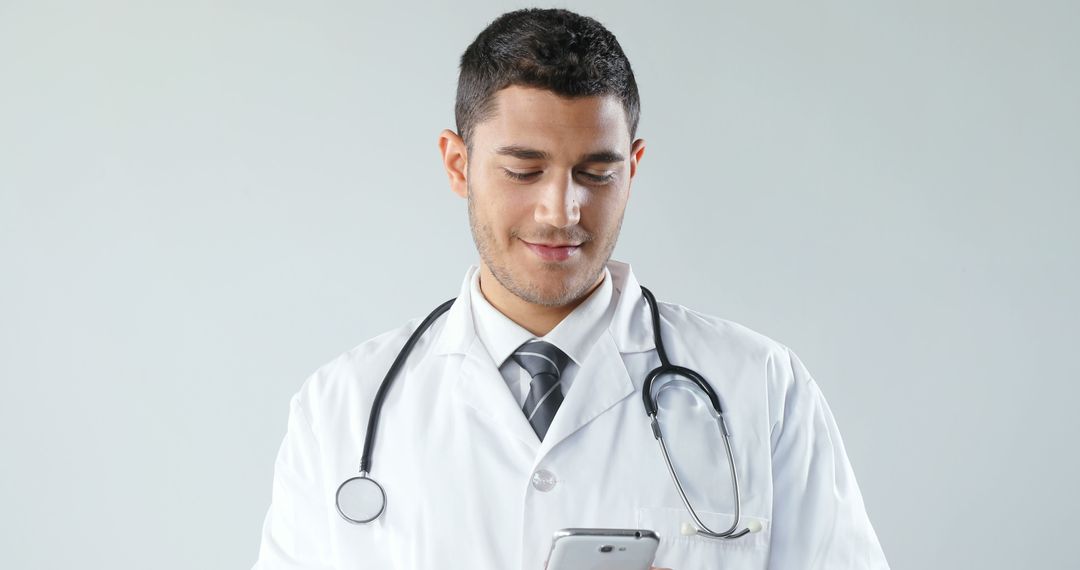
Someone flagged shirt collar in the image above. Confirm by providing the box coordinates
[432,258,655,357]
[469,264,615,368]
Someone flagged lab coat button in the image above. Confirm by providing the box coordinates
[531,469,557,492]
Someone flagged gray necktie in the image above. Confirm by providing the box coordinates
[511,340,570,441]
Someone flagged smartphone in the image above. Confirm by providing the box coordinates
[545,528,660,570]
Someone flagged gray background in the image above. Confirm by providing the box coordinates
[1,0,1077,568]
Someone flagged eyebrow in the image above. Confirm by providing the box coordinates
[494,144,625,164]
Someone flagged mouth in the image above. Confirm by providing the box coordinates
[520,239,582,262]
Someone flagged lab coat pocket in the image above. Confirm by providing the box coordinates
[635,506,770,569]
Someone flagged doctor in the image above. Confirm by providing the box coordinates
[253,7,889,570]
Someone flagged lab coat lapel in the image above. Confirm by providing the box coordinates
[533,331,634,464]
[454,337,541,453]
[435,266,541,453]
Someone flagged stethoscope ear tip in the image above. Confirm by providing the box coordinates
[680,519,763,536]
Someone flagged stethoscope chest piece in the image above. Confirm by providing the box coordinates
[335,473,386,524]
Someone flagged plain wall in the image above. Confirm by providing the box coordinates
[1,0,1077,568]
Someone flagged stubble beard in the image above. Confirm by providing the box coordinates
[466,187,623,308]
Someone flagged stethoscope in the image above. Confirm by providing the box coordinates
[335,286,760,539]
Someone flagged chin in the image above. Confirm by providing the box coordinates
[540,270,600,303]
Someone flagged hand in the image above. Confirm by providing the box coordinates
[650,567,673,570]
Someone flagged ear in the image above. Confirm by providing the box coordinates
[628,138,646,180]
[438,129,469,199]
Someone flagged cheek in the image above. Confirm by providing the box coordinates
[475,189,530,242]
[491,193,535,227]
[491,199,529,231]
[582,193,626,231]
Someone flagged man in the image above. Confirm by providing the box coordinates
[253,8,889,569]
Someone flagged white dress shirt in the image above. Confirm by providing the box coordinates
[468,264,617,408]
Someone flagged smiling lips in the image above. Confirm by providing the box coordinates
[521,239,582,262]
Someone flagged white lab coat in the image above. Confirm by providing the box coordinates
[253,260,889,569]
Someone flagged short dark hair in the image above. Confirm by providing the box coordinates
[455,8,641,154]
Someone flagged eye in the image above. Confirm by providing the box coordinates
[502,169,540,181]
[502,169,616,184]
[581,172,616,184]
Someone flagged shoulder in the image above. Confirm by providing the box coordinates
[653,300,810,404]
[652,300,812,429]
[291,309,451,422]
[655,299,793,364]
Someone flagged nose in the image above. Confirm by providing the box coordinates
[534,172,581,229]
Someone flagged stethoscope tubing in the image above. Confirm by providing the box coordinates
[639,286,748,539]
[340,284,753,539]
[358,297,456,475]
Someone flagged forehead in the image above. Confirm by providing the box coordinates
[477,85,628,156]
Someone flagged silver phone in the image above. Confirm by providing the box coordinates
[545,528,660,570]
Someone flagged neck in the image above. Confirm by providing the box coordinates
[478,264,605,337]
